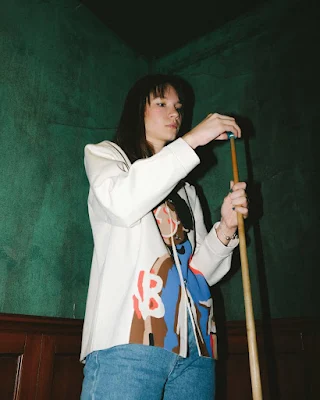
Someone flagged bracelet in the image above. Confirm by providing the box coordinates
[218,225,238,241]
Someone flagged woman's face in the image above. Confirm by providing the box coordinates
[144,85,183,153]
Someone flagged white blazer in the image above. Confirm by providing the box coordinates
[80,138,238,361]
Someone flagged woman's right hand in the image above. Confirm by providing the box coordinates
[182,113,241,149]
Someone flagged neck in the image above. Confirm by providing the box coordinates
[148,140,165,154]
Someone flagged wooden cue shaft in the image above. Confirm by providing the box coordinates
[229,136,263,400]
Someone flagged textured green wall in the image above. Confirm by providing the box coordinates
[156,0,319,320]
[0,0,148,318]
[1,0,318,322]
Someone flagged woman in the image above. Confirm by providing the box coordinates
[80,74,248,399]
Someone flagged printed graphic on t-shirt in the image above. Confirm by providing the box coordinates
[129,201,217,358]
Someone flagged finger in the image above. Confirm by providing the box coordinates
[207,113,236,121]
[233,205,249,217]
[230,190,247,202]
[232,199,248,209]
[214,132,232,141]
[214,132,231,141]
[217,127,241,141]
[223,121,241,138]
[231,181,247,191]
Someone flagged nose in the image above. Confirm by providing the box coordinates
[169,106,180,119]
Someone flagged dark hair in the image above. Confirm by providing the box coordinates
[115,74,194,163]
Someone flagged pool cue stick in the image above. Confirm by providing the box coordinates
[227,132,263,400]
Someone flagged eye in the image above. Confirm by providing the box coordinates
[157,102,166,107]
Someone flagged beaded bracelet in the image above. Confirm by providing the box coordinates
[218,226,238,241]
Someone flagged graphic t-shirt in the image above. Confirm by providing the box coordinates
[128,199,217,359]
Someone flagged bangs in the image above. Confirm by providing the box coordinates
[151,83,171,99]
[147,82,185,106]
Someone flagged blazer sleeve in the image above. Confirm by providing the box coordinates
[188,186,239,286]
[84,138,200,227]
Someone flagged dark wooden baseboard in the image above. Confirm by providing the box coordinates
[0,313,84,400]
[0,313,319,399]
[216,318,320,400]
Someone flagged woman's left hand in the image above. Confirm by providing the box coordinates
[219,181,249,234]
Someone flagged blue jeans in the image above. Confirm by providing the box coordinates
[81,318,215,400]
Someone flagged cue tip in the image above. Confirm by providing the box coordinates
[227,131,236,139]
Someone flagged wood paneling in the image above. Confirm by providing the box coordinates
[216,318,320,400]
[0,314,83,400]
[0,314,318,399]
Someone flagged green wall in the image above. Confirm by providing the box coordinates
[155,0,319,320]
[0,0,148,318]
[1,0,318,322]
